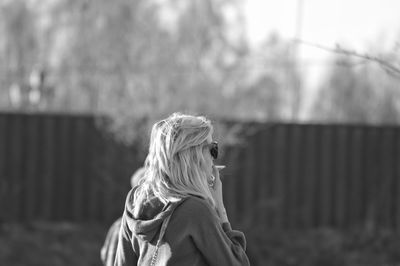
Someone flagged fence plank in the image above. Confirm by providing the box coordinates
[333,126,348,229]
[258,126,273,227]
[9,115,25,221]
[242,132,257,228]
[395,130,400,231]
[71,117,87,221]
[24,115,39,220]
[222,144,241,226]
[318,126,332,227]
[312,125,323,227]
[58,116,74,220]
[88,121,101,221]
[272,124,288,229]
[42,115,56,220]
[287,125,302,229]
[0,115,8,221]
[101,132,115,223]
[302,125,318,228]
[379,128,395,229]
[348,127,364,229]
[363,127,380,231]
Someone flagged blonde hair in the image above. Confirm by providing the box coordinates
[134,113,215,209]
[130,167,145,188]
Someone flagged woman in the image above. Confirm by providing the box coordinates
[114,113,250,266]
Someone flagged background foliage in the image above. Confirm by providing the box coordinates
[2,0,399,143]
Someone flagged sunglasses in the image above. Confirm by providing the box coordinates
[209,141,218,160]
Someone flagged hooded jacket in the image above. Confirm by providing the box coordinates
[101,217,122,266]
[114,187,250,266]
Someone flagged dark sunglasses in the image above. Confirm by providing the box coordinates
[209,141,218,160]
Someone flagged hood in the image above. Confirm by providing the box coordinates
[124,187,185,242]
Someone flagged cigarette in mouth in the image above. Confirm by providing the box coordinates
[215,165,226,170]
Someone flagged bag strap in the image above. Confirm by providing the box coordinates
[150,213,173,266]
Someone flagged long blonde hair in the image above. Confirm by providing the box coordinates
[134,113,215,208]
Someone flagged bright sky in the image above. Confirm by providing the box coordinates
[243,0,400,116]
[244,0,400,84]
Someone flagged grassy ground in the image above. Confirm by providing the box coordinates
[246,227,400,266]
[1,222,400,266]
[0,222,107,266]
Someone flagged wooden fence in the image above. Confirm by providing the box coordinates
[222,123,400,231]
[1,113,400,231]
[0,113,144,224]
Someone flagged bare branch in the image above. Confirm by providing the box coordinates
[294,39,400,78]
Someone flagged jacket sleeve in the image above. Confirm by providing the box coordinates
[114,199,138,265]
[186,199,250,266]
[101,218,122,266]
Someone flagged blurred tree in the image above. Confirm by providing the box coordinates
[226,33,302,121]
[41,1,244,125]
[312,54,400,124]
[0,0,302,143]
[0,0,38,109]
[42,0,266,142]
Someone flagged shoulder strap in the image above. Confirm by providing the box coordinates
[150,212,173,266]
[150,197,189,266]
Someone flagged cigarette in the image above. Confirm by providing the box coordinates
[215,165,226,170]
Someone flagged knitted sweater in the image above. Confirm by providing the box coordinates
[114,188,250,266]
